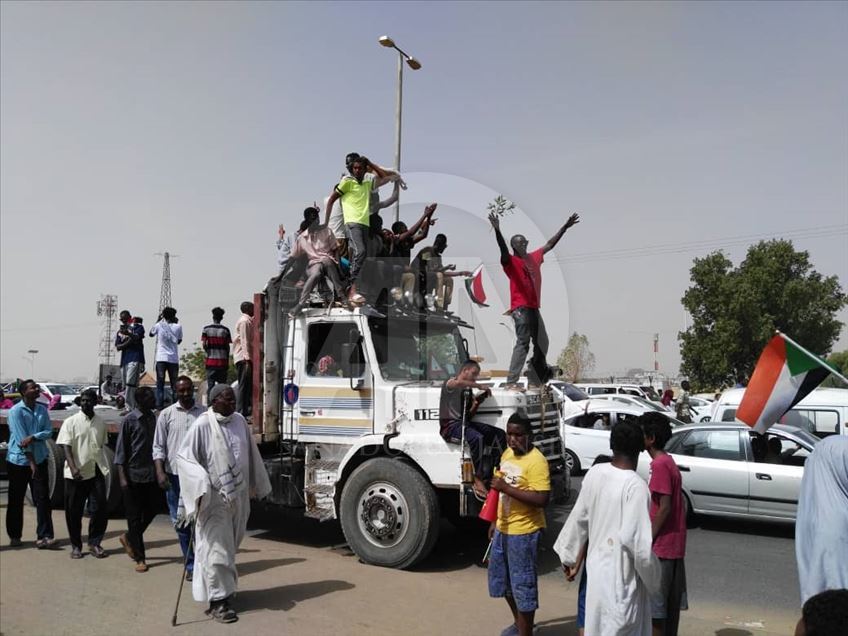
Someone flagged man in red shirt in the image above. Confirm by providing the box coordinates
[640,411,688,636]
[488,211,579,389]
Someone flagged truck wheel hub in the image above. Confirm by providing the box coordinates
[357,481,408,548]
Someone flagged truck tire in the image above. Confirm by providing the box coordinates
[339,458,440,570]
[102,446,123,514]
[25,439,65,509]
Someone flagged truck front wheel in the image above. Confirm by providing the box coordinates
[340,458,440,570]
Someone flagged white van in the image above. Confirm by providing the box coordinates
[712,387,848,438]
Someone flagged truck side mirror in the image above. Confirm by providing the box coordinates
[341,341,364,379]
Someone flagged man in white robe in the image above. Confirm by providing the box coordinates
[554,421,660,636]
[176,384,271,624]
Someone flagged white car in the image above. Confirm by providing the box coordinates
[38,382,80,410]
[562,400,688,475]
[585,393,670,414]
[635,423,819,522]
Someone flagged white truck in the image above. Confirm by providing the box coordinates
[247,278,568,569]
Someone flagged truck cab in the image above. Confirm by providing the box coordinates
[251,280,567,569]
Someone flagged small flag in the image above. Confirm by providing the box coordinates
[465,265,489,307]
[736,333,831,433]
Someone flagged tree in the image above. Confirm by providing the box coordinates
[180,345,236,384]
[557,332,595,382]
[822,350,848,388]
[679,240,846,390]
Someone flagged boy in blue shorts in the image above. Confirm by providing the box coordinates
[488,413,551,636]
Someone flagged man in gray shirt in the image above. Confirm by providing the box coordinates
[114,386,162,573]
[153,376,204,580]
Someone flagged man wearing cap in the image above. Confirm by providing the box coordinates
[176,384,271,624]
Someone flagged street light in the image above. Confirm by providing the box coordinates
[25,349,39,378]
[378,35,421,223]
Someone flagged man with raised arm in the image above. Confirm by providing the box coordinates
[323,153,401,304]
[488,212,579,390]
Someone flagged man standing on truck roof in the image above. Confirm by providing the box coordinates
[233,302,254,418]
[488,211,580,390]
[201,307,232,404]
[440,360,505,499]
[5,379,55,549]
[115,310,145,411]
[176,384,271,624]
[57,388,110,559]
[323,152,402,304]
[153,376,204,581]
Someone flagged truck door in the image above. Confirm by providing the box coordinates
[297,319,373,439]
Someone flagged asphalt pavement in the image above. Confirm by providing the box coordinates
[0,477,801,635]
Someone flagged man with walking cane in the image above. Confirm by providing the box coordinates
[175,384,271,624]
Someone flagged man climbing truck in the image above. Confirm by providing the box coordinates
[248,277,568,569]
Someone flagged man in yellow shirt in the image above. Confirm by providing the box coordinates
[488,413,550,636]
[57,389,110,559]
[323,152,400,303]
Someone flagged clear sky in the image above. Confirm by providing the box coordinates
[2,1,846,382]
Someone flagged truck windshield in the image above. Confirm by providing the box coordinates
[369,317,466,381]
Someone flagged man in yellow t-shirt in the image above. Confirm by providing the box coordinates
[488,413,550,636]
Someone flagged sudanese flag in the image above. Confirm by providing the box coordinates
[464,265,488,307]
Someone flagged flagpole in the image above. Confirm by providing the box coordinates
[776,330,848,387]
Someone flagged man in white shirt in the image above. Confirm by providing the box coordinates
[153,376,204,581]
[57,389,111,559]
[233,302,254,417]
[554,421,660,636]
[149,307,183,409]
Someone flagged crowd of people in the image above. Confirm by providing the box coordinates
[5,150,846,634]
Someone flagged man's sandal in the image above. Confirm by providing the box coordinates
[206,603,238,624]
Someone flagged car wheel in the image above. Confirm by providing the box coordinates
[339,458,440,569]
[564,449,581,476]
[683,491,696,526]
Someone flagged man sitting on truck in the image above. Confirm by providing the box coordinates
[288,215,345,316]
[439,360,506,498]
[411,234,471,311]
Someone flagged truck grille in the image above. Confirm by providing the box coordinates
[530,404,565,473]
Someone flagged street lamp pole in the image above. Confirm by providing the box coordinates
[394,51,403,224]
[379,36,421,224]
[26,349,38,378]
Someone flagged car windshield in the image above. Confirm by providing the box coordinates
[785,428,821,449]
[369,317,467,381]
[630,396,664,411]
[46,384,76,395]
[552,382,589,401]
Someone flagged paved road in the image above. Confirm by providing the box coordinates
[0,479,800,635]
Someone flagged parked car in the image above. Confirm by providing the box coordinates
[575,383,650,398]
[636,423,819,523]
[561,400,688,475]
[38,382,80,410]
[584,393,669,414]
[711,387,848,438]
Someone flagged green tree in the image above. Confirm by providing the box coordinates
[822,350,848,388]
[180,345,236,383]
[679,240,846,390]
[557,332,595,382]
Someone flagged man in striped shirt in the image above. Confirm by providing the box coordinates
[153,376,204,581]
[201,307,232,403]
